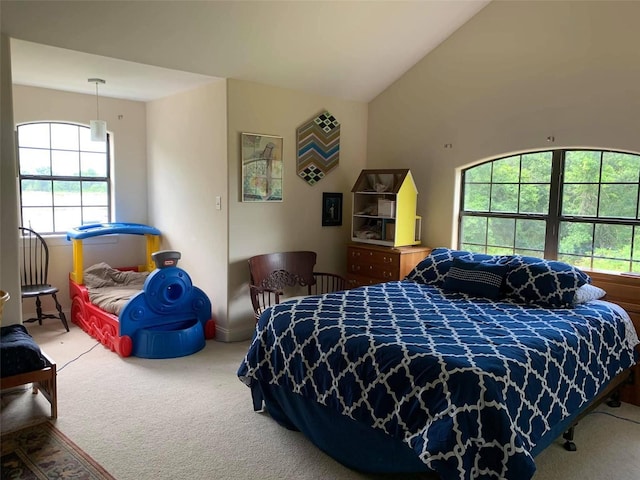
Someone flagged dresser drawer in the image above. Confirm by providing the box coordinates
[347,262,399,281]
[348,246,399,268]
[346,274,382,289]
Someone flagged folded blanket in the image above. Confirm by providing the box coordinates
[1,324,46,377]
[84,262,149,289]
[84,263,150,315]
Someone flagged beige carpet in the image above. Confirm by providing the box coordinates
[1,322,639,480]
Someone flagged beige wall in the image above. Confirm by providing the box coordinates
[146,80,229,337]
[1,34,22,325]
[367,0,640,249]
[226,79,368,341]
[11,85,149,317]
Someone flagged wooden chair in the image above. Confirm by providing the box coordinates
[19,227,69,332]
[248,251,346,321]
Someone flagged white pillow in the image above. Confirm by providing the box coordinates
[573,284,606,305]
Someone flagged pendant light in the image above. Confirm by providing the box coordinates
[88,78,106,142]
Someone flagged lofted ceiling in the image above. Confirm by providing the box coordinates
[1,0,490,103]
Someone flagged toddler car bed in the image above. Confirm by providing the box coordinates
[238,248,640,480]
[67,223,216,358]
[1,324,57,419]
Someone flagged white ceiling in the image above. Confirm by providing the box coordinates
[1,0,490,103]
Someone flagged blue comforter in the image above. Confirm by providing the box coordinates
[238,281,638,480]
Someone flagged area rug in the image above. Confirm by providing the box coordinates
[1,421,116,479]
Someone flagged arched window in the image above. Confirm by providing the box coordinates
[17,122,111,234]
[459,150,640,273]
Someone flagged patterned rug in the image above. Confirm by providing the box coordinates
[1,421,116,479]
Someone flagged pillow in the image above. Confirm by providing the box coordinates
[573,283,606,305]
[504,255,591,308]
[443,258,508,299]
[406,247,509,286]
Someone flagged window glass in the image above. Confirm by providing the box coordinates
[601,152,640,183]
[490,184,518,212]
[21,180,52,206]
[465,163,491,183]
[53,181,80,206]
[487,217,514,249]
[18,122,111,234]
[593,224,632,262]
[599,184,638,218]
[51,150,80,176]
[460,216,487,246]
[564,151,601,182]
[19,148,50,176]
[559,222,594,256]
[491,156,519,183]
[520,152,552,183]
[464,184,490,211]
[515,219,545,252]
[562,184,599,216]
[51,123,80,150]
[18,123,50,149]
[22,207,54,233]
[54,207,83,232]
[81,152,108,177]
[519,184,549,214]
[82,181,108,206]
[82,206,109,225]
[460,149,639,273]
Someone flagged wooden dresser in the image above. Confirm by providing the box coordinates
[346,243,432,289]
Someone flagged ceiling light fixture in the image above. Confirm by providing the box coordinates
[88,78,106,142]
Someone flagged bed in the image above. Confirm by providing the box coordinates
[67,223,216,358]
[1,324,57,419]
[238,248,639,480]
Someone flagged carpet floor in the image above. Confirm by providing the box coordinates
[1,321,639,480]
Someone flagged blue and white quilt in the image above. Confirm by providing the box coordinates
[238,281,638,480]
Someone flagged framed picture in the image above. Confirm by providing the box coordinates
[241,133,283,202]
[322,192,343,226]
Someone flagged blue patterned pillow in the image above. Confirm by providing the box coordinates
[504,255,590,308]
[443,258,508,299]
[406,247,510,286]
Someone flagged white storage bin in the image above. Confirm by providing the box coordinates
[377,199,396,217]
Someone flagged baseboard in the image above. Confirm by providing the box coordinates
[215,323,255,343]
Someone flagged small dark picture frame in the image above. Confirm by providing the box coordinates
[322,192,343,226]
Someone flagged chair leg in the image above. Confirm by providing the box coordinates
[52,293,70,332]
[35,296,44,325]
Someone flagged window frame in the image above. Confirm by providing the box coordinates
[458,149,640,273]
[17,121,112,235]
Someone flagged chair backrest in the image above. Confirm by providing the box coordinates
[19,227,50,288]
[248,251,317,292]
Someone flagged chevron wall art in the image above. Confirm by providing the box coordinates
[296,111,340,185]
